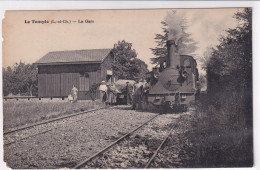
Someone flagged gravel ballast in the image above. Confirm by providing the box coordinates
[4,106,157,169]
[84,113,181,168]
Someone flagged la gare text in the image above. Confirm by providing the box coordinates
[24,19,94,24]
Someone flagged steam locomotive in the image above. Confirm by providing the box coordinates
[145,40,200,112]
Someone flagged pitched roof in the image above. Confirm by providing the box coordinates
[35,49,112,65]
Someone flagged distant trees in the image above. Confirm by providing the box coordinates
[150,11,197,70]
[112,40,149,80]
[3,61,38,96]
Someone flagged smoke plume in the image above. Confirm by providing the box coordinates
[165,11,185,44]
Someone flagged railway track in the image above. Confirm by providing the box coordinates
[4,106,111,135]
[144,123,177,168]
[73,114,178,169]
[4,106,114,146]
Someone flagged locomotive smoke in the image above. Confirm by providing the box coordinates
[165,11,185,68]
[165,11,185,45]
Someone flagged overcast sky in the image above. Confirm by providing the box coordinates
[3,8,242,74]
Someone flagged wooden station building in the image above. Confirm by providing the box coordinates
[35,49,114,100]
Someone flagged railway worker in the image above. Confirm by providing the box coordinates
[141,79,150,111]
[132,79,145,110]
[126,81,132,105]
[132,78,142,94]
[71,85,78,103]
[99,81,108,104]
[132,85,143,110]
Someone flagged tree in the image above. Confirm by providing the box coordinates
[3,66,13,96]
[150,11,197,69]
[206,8,252,126]
[199,8,253,166]
[2,61,38,96]
[112,40,149,80]
[207,8,252,92]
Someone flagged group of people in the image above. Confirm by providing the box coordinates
[99,79,149,109]
[68,78,151,110]
[132,79,150,110]
[99,81,119,105]
[99,79,150,109]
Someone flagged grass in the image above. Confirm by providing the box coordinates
[3,98,103,130]
[183,95,253,167]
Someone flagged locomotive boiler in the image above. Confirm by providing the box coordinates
[146,40,199,112]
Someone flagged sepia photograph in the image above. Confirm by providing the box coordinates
[1,6,253,169]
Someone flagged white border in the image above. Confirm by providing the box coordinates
[0,1,259,170]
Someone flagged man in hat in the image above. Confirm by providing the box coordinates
[99,80,107,104]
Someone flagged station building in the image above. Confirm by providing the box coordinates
[35,49,114,100]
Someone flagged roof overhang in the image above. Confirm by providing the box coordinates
[34,61,102,66]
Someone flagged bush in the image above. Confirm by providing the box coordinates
[187,94,253,167]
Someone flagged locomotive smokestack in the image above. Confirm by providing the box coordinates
[166,40,180,68]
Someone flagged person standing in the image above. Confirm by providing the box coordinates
[132,85,143,110]
[99,81,107,104]
[106,82,118,105]
[71,85,78,103]
[126,81,133,105]
[142,79,150,111]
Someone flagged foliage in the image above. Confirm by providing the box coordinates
[192,8,253,167]
[3,61,38,96]
[150,11,197,69]
[206,8,252,125]
[88,83,100,101]
[112,40,149,80]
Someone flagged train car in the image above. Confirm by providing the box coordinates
[146,40,199,112]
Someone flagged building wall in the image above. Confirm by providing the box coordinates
[101,53,114,82]
[38,64,101,99]
[37,53,114,100]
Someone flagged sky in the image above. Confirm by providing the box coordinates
[2,8,242,75]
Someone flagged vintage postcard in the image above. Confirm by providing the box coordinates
[2,8,253,169]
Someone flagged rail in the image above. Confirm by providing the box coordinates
[144,123,177,168]
[3,96,37,101]
[73,114,160,169]
[2,96,71,101]
[4,106,110,135]
[4,106,115,146]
